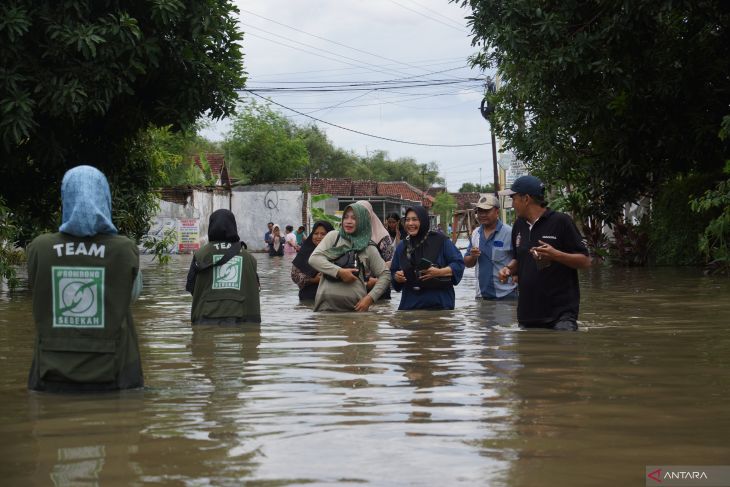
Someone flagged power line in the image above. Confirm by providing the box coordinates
[241,22,413,78]
[244,31,409,78]
[290,89,483,112]
[253,57,469,79]
[240,9,444,74]
[246,79,482,92]
[401,0,467,29]
[388,0,468,33]
[247,67,477,86]
[244,90,490,148]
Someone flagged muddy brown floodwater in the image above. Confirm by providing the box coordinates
[1,254,729,486]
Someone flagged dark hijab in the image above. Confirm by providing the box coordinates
[208,209,240,243]
[386,212,404,240]
[292,220,335,276]
[403,206,442,264]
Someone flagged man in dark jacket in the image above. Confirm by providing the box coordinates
[498,176,591,330]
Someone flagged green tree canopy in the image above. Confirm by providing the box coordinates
[432,192,457,229]
[456,0,730,222]
[0,0,245,241]
[458,182,494,193]
[350,152,444,189]
[225,102,309,184]
[295,125,361,179]
[223,107,447,187]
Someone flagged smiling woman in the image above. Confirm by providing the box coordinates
[390,205,465,310]
[308,203,391,312]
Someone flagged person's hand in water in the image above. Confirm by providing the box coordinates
[354,295,374,312]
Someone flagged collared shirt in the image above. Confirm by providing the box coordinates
[465,220,517,299]
[511,209,589,325]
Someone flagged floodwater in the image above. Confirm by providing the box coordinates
[1,254,729,486]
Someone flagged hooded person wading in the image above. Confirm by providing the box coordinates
[186,209,261,325]
[27,166,144,392]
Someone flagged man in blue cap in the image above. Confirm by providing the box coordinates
[498,175,591,330]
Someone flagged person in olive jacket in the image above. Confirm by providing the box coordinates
[186,209,261,325]
[26,165,144,392]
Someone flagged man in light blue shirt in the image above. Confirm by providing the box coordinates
[464,194,517,300]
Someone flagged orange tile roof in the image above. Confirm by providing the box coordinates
[283,178,434,208]
[193,153,231,187]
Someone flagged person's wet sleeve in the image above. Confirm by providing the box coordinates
[131,270,143,301]
[390,243,404,292]
[308,231,341,279]
[185,256,198,294]
[366,246,391,302]
[444,240,465,285]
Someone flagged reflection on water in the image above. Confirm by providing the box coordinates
[1,255,729,486]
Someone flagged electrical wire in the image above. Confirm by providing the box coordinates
[243,90,491,148]
[387,0,468,33]
[244,31,410,78]
[400,0,467,29]
[240,9,450,74]
[241,23,414,78]
[253,57,469,79]
[247,66,478,86]
[246,80,482,92]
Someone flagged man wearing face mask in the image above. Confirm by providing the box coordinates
[498,176,591,331]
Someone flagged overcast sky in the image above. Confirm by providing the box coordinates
[202,0,496,192]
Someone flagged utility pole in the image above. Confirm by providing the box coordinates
[480,77,500,196]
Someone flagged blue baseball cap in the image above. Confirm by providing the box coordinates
[498,175,545,197]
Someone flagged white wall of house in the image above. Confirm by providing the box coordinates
[145,185,304,253]
[231,185,303,251]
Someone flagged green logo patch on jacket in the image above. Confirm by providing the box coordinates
[212,255,243,290]
[52,266,105,328]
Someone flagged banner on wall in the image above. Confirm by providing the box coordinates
[178,218,200,253]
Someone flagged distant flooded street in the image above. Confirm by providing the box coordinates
[1,254,729,486]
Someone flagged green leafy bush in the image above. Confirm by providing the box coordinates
[691,175,730,274]
[0,197,24,289]
[310,194,340,228]
[649,173,719,266]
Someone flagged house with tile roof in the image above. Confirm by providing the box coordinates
[283,178,435,222]
[193,153,232,188]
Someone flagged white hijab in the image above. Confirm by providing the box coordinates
[356,200,391,245]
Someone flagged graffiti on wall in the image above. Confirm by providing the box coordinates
[264,189,291,225]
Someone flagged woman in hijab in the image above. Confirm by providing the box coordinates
[26,165,144,392]
[308,203,391,312]
[356,200,394,299]
[291,220,334,301]
[386,212,404,248]
[268,224,284,256]
[390,206,465,310]
[186,209,261,325]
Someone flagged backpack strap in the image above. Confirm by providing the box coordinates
[197,241,242,272]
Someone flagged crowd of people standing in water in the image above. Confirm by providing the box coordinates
[25,166,591,392]
[275,176,590,331]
